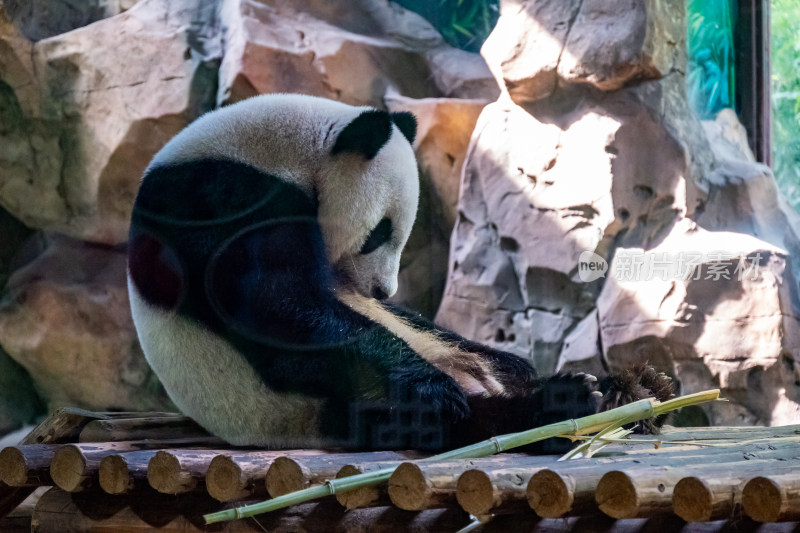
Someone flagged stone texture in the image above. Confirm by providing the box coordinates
[218,0,496,107]
[2,0,139,42]
[482,0,683,106]
[598,220,800,425]
[0,236,174,412]
[0,0,220,245]
[386,93,489,317]
[435,81,706,371]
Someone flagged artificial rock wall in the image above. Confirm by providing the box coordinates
[0,0,798,434]
[435,0,800,425]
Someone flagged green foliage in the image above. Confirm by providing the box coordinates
[771,0,800,210]
[686,0,737,119]
[394,0,499,53]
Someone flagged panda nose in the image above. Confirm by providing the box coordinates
[371,287,389,300]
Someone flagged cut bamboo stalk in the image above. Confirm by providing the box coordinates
[78,417,221,443]
[389,454,541,512]
[334,462,402,510]
[206,451,299,502]
[147,449,229,495]
[527,468,605,518]
[99,450,158,495]
[0,445,57,487]
[265,451,420,498]
[742,474,800,522]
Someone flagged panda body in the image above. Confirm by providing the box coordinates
[128,94,671,450]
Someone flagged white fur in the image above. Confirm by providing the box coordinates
[129,277,326,447]
[152,94,419,299]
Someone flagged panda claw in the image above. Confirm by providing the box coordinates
[591,391,603,398]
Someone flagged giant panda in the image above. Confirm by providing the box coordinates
[127,93,672,451]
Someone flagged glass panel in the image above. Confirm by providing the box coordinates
[687,0,738,119]
[771,0,800,210]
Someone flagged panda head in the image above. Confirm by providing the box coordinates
[321,109,419,300]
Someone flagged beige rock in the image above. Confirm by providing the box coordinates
[0,0,220,244]
[557,0,683,91]
[598,219,800,425]
[482,0,682,105]
[0,236,173,411]
[435,83,700,369]
[481,0,581,104]
[386,94,488,317]
[218,0,450,107]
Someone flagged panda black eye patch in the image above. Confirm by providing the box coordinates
[360,218,393,255]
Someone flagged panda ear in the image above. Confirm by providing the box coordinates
[332,110,392,160]
[391,112,417,144]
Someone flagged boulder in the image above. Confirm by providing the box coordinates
[598,219,800,425]
[218,0,495,106]
[435,81,706,371]
[481,0,682,105]
[0,0,220,245]
[0,236,174,412]
[2,0,139,41]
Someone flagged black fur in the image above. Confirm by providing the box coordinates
[130,159,674,451]
[331,110,393,160]
[390,111,417,144]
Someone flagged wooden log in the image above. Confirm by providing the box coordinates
[742,473,800,522]
[147,449,219,495]
[388,462,457,511]
[653,424,800,442]
[30,487,471,533]
[595,468,681,519]
[0,408,117,519]
[454,455,558,516]
[98,451,158,495]
[206,451,300,502]
[0,445,57,487]
[265,451,421,498]
[78,416,222,443]
[527,468,605,518]
[387,454,544,512]
[334,461,402,510]
[672,475,744,523]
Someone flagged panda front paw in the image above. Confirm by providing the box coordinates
[535,372,602,426]
[599,363,675,433]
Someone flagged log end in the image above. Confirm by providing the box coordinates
[456,469,493,516]
[50,445,89,492]
[595,471,637,519]
[99,455,133,495]
[527,469,573,518]
[335,465,380,510]
[0,447,28,486]
[266,456,307,498]
[742,476,782,523]
[206,455,245,502]
[387,462,428,511]
[148,450,196,494]
[672,476,713,523]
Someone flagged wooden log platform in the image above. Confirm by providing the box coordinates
[2,410,800,530]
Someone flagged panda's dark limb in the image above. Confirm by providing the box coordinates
[598,363,675,433]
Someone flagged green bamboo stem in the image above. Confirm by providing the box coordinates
[204,389,720,524]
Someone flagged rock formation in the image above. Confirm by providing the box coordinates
[0,0,798,431]
[436,0,800,424]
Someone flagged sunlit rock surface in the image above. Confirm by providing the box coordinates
[437,0,800,423]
